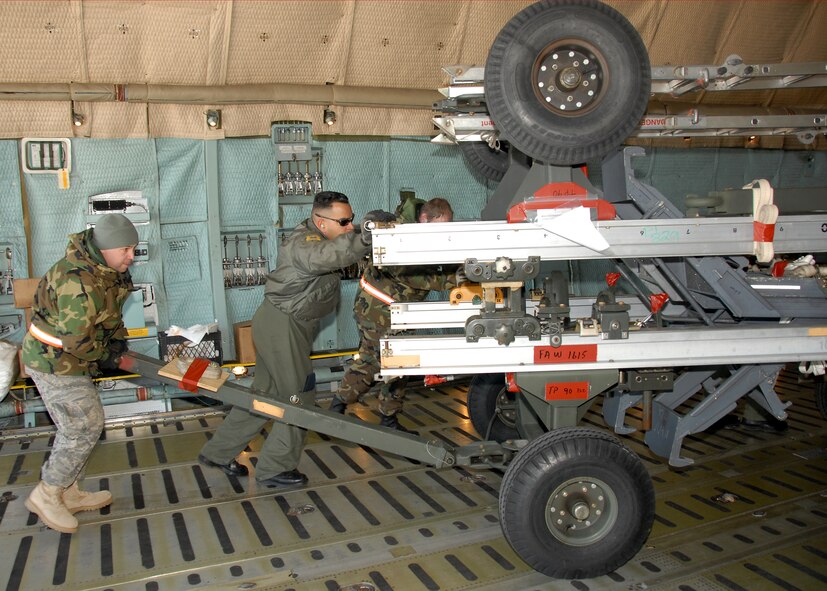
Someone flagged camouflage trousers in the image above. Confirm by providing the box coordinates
[26,367,104,488]
[337,291,406,415]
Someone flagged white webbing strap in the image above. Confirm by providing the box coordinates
[743,178,778,263]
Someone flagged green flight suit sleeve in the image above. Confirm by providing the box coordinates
[292,231,369,275]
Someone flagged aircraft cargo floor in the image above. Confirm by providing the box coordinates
[1,369,826,591]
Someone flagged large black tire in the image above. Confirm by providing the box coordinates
[485,0,651,165]
[459,141,510,182]
[816,380,827,419]
[499,427,655,579]
[467,373,519,441]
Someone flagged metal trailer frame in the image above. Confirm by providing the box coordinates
[356,144,827,577]
[370,147,827,468]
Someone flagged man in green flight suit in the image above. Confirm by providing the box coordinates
[198,191,372,488]
[330,196,458,430]
[22,213,138,533]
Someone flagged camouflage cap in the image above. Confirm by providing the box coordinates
[93,214,138,250]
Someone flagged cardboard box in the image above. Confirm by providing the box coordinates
[233,321,256,363]
[13,278,41,309]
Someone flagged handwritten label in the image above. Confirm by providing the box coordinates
[534,344,598,364]
[641,226,679,243]
[545,381,590,400]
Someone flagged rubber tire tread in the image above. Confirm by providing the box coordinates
[467,373,519,442]
[816,380,827,419]
[485,0,651,165]
[459,141,509,182]
[499,427,655,579]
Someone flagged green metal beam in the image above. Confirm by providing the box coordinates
[121,352,457,469]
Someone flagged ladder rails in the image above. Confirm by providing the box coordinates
[436,56,827,144]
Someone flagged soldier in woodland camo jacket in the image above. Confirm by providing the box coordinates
[21,214,138,534]
[330,196,458,431]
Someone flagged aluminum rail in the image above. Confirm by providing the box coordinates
[371,215,827,266]
[379,323,827,377]
[440,57,827,96]
[390,297,652,330]
[119,352,457,469]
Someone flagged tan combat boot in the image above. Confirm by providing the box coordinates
[62,481,113,514]
[25,481,78,534]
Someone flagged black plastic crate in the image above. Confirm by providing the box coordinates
[159,331,222,365]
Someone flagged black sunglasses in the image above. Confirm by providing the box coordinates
[315,213,354,227]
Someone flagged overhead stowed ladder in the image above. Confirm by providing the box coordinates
[434,56,827,144]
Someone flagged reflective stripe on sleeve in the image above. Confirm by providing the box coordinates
[29,324,64,348]
[359,276,395,305]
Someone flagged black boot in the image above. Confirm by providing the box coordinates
[329,397,347,414]
[379,412,416,434]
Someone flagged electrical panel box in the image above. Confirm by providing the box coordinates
[20,138,72,173]
[0,244,13,301]
[133,241,149,264]
[122,289,147,336]
[86,190,150,225]
[271,121,313,161]
[126,283,158,338]
[272,121,324,204]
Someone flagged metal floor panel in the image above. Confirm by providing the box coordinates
[1,372,826,591]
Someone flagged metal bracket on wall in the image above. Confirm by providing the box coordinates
[0,244,14,301]
[0,312,22,337]
[277,149,323,205]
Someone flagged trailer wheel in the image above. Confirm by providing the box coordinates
[816,380,827,419]
[499,427,654,579]
[459,141,510,182]
[467,373,519,441]
[485,0,650,165]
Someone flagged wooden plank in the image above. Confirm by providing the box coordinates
[157,359,229,392]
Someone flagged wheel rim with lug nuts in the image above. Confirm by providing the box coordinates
[545,476,618,546]
[532,40,607,117]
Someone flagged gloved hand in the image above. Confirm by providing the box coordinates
[363,209,396,224]
[359,219,374,245]
[99,339,128,371]
[455,266,468,285]
[98,354,121,371]
[109,338,128,357]
[358,210,395,245]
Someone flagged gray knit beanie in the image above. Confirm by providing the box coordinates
[92,214,139,250]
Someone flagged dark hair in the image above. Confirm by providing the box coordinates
[313,191,349,210]
[420,197,453,221]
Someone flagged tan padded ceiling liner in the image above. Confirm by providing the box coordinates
[0,1,85,83]
[83,2,225,85]
[0,1,825,141]
[225,1,353,86]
